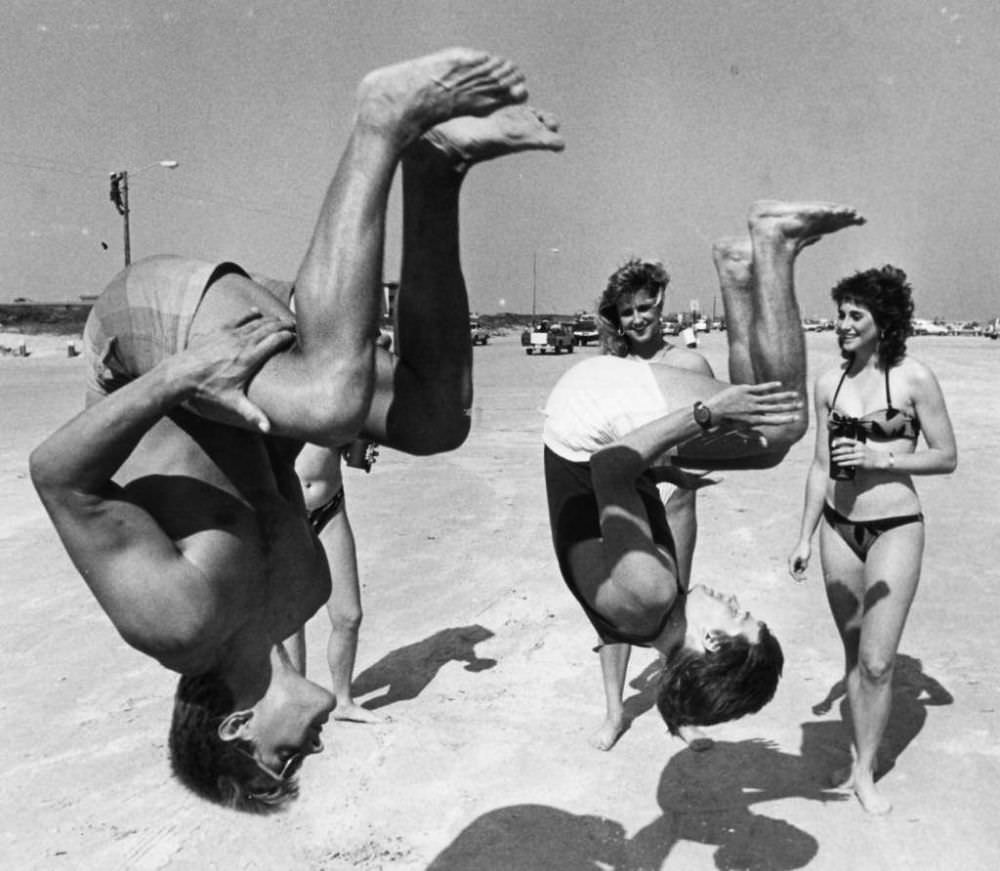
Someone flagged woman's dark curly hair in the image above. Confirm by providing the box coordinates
[596,257,670,357]
[831,265,914,368]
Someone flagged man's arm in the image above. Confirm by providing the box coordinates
[30,313,294,658]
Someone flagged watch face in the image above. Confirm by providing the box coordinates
[694,402,711,426]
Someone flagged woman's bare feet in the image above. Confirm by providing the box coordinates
[590,713,628,751]
[829,757,892,814]
[422,105,565,169]
[355,48,528,147]
[850,765,892,815]
[748,200,866,250]
[333,700,386,725]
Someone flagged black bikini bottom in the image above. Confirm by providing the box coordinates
[308,486,345,535]
[823,503,923,563]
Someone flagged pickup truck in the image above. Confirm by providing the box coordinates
[470,318,489,345]
[571,315,599,346]
[521,322,575,355]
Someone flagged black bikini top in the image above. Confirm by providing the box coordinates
[828,366,920,442]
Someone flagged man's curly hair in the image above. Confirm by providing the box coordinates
[831,265,914,368]
[169,672,299,814]
[597,257,671,357]
[655,624,784,735]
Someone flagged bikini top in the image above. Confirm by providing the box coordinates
[828,366,920,442]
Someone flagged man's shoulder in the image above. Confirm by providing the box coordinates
[660,346,713,375]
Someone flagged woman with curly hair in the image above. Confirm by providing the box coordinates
[788,265,957,814]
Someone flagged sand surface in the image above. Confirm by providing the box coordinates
[1,330,998,870]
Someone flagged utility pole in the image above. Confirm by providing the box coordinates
[108,160,179,266]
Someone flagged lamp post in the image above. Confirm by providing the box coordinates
[531,247,560,321]
[109,160,179,266]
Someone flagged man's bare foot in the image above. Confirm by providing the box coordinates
[677,724,714,752]
[333,701,386,725]
[420,105,565,170]
[711,236,754,287]
[748,200,866,251]
[589,713,628,751]
[356,48,528,147]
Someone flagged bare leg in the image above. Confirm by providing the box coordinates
[746,200,865,402]
[663,486,696,590]
[711,236,755,385]
[591,643,631,750]
[322,505,384,724]
[847,523,923,814]
[283,628,307,675]
[192,49,530,445]
[662,201,864,468]
[295,444,383,723]
[364,106,564,453]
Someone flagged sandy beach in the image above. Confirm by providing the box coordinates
[1,329,997,871]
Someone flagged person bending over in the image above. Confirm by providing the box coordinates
[595,256,717,748]
[31,48,563,812]
[543,200,865,750]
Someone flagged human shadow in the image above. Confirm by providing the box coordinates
[425,804,628,871]
[803,653,953,779]
[351,625,497,710]
[621,658,663,724]
[629,738,846,870]
[428,738,845,870]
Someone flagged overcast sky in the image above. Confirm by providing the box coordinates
[2,0,998,320]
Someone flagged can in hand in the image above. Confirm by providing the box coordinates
[344,438,378,473]
[828,417,866,480]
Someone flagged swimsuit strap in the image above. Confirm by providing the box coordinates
[830,366,849,410]
[830,365,895,415]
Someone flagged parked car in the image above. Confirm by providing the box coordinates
[521,321,575,354]
[912,319,950,336]
[571,315,599,346]
[984,317,1000,340]
[470,317,489,345]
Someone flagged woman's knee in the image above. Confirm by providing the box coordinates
[858,650,895,685]
[328,607,363,634]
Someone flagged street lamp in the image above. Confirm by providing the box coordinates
[531,247,560,321]
[109,160,179,266]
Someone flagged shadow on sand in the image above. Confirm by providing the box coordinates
[428,738,844,871]
[351,625,497,711]
[802,652,953,780]
[427,654,952,870]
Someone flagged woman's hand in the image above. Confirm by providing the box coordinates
[829,436,872,472]
[788,540,811,582]
[706,382,803,426]
[179,309,297,432]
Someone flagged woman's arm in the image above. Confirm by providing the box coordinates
[789,377,832,580]
[873,361,956,475]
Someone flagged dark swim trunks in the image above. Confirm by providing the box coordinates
[543,446,679,647]
[83,255,293,396]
